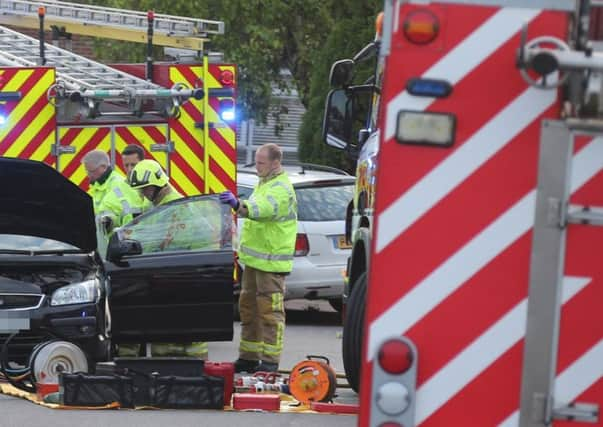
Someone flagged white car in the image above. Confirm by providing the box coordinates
[236,164,354,311]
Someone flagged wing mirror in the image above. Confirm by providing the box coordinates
[106,232,143,263]
[329,59,355,87]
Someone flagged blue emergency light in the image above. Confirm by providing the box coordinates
[219,98,235,121]
[406,78,452,98]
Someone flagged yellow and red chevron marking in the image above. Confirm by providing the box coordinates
[113,125,169,174]
[168,64,236,196]
[0,67,56,164]
[361,5,601,426]
[57,125,169,191]
[57,126,111,191]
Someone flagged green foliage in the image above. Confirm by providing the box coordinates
[298,2,381,170]
[79,0,381,169]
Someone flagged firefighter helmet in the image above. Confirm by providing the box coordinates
[128,159,169,189]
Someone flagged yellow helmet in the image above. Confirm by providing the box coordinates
[128,159,169,189]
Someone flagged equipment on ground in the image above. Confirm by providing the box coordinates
[288,355,337,404]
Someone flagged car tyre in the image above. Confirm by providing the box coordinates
[342,272,366,394]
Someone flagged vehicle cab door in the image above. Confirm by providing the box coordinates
[103,195,234,345]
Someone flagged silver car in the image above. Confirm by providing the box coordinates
[236,164,354,311]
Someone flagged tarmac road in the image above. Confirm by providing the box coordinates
[0,300,359,427]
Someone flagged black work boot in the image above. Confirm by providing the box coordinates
[256,361,279,373]
[234,358,259,373]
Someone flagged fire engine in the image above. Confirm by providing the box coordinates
[323,1,602,426]
[0,0,237,196]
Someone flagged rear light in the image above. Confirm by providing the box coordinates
[376,382,410,415]
[373,337,417,426]
[220,70,234,86]
[403,9,439,45]
[294,233,309,257]
[378,339,413,374]
[395,110,455,147]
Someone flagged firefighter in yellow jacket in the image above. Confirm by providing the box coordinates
[119,159,209,359]
[82,150,142,234]
[220,143,297,373]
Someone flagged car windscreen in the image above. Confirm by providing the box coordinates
[0,234,80,252]
[112,195,233,256]
[295,183,354,221]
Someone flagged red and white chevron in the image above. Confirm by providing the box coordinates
[361,3,603,426]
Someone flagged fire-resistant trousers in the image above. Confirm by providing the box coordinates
[238,265,285,364]
[116,342,208,359]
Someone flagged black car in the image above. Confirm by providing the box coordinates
[0,158,234,371]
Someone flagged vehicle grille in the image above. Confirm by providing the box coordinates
[0,294,43,309]
[0,331,48,366]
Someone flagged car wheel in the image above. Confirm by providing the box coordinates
[328,298,343,313]
[342,272,366,394]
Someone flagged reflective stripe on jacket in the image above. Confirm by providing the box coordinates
[239,171,297,273]
[89,170,143,228]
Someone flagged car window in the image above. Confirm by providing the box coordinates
[237,184,254,200]
[0,235,79,251]
[296,184,354,221]
[115,195,233,256]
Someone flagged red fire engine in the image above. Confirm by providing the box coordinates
[0,0,236,196]
[324,1,602,426]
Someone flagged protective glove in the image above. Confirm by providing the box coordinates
[100,215,114,234]
[219,191,240,210]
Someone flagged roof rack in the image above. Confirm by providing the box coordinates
[0,0,224,50]
[240,161,351,176]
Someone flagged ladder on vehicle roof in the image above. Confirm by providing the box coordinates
[0,25,203,115]
[0,0,224,50]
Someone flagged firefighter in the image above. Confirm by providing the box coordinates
[125,159,209,359]
[120,144,152,213]
[121,143,145,175]
[82,149,142,234]
[219,143,298,373]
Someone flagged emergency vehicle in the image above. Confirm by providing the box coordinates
[0,0,237,196]
[323,1,602,426]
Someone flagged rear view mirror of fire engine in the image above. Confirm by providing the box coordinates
[329,59,355,87]
[323,86,373,152]
[396,110,456,147]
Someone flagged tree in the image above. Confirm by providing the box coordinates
[298,1,381,170]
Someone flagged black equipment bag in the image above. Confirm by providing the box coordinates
[59,373,135,408]
[151,375,224,409]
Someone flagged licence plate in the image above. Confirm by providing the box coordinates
[336,235,352,250]
[0,312,30,333]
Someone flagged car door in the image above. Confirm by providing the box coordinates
[104,194,234,345]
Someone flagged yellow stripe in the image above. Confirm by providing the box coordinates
[115,125,168,166]
[0,69,44,142]
[4,102,54,158]
[30,130,55,162]
[59,127,111,186]
[169,66,206,195]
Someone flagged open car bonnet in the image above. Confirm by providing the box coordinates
[0,157,97,252]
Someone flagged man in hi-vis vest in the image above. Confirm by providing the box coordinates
[220,143,297,373]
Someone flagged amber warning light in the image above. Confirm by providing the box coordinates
[403,9,439,45]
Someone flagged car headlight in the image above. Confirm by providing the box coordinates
[50,279,100,306]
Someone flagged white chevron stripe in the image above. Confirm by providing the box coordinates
[377,81,557,254]
[384,7,541,140]
[498,339,603,426]
[416,276,591,424]
[368,138,603,361]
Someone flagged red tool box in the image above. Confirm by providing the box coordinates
[310,401,359,414]
[232,393,281,411]
[204,362,235,406]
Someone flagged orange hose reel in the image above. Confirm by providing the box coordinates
[288,355,337,404]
